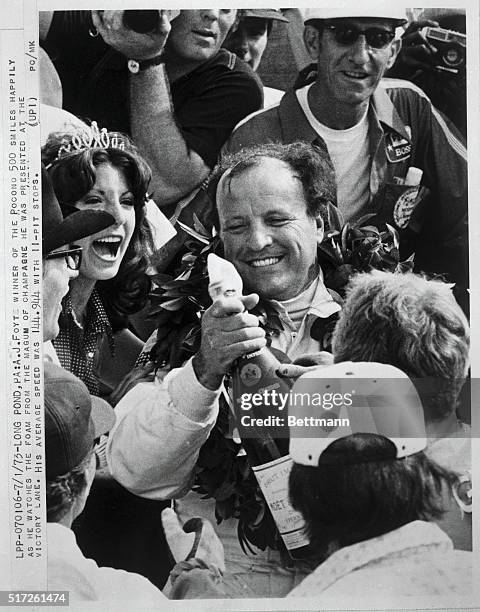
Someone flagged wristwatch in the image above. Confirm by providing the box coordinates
[127,55,164,74]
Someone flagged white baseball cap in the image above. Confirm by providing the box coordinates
[289,361,427,467]
[303,7,407,25]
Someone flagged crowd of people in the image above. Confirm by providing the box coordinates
[38,6,470,604]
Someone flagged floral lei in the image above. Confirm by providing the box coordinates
[147,206,413,555]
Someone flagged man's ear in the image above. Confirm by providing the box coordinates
[229,13,240,34]
[72,453,96,521]
[316,215,324,245]
[304,25,321,61]
[386,37,402,70]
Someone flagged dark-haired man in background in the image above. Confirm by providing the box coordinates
[40,9,263,208]
[223,9,288,72]
[223,9,289,106]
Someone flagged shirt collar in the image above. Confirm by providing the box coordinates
[48,522,82,556]
[43,341,60,366]
[283,82,411,145]
[307,275,342,319]
[371,82,412,142]
[280,89,320,144]
[86,290,114,352]
[291,521,452,596]
[267,273,341,325]
[62,289,114,355]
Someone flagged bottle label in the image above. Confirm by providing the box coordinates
[238,360,263,387]
[393,186,419,229]
[232,349,291,414]
[252,455,310,550]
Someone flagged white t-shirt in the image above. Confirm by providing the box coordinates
[297,84,371,222]
[263,86,285,108]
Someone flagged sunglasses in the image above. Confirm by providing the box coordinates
[325,24,395,49]
[45,245,83,270]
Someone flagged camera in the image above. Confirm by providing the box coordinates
[122,10,180,34]
[422,27,466,73]
[123,10,160,34]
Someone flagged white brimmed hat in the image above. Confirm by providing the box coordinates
[289,361,427,467]
[303,8,407,25]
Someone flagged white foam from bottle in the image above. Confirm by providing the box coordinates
[207,253,243,300]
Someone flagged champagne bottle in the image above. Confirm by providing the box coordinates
[207,254,312,560]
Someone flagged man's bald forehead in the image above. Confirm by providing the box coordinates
[217,156,297,198]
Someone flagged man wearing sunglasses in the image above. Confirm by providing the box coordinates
[224,8,468,316]
[42,164,114,349]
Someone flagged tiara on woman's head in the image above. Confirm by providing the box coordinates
[45,122,127,169]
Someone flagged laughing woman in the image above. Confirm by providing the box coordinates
[42,125,153,396]
[42,126,175,588]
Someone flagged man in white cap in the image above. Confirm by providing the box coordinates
[278,270,472,551]
[224,7,468,314]
[330,270,472,550]
[286,361,471,603]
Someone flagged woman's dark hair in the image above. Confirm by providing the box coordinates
[42,131,154,329]
[289,433,455,561]
[46,451,93,523]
